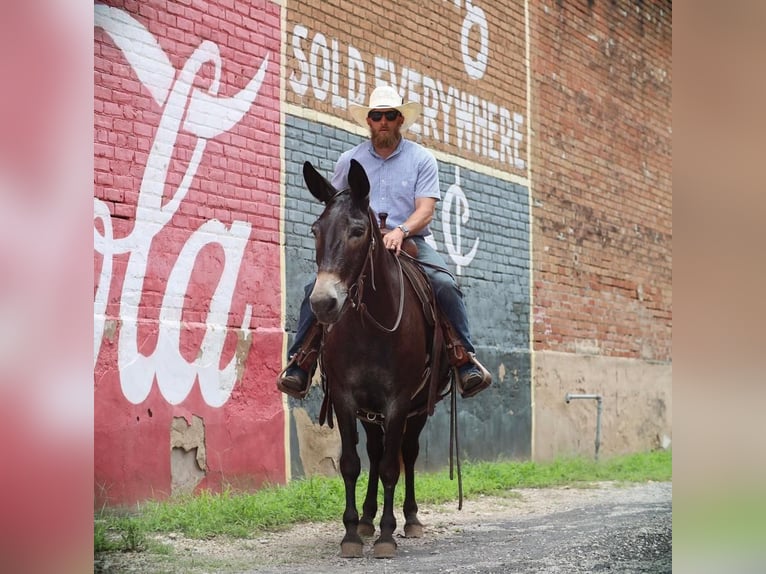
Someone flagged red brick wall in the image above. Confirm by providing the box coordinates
[530,0,672,361]
[94,0,284,505]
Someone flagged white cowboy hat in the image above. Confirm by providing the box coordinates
[349,85,422,131]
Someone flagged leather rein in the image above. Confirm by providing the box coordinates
[345,209,405,333]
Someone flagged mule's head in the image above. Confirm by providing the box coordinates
[303,159,373,325]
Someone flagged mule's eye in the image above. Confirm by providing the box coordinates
[349,226,365,238]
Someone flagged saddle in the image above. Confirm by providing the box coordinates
[317,252,455,429]
[378,212,471,369]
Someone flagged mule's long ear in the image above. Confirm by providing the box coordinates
[303,161,335,203]
[347,159,370,208]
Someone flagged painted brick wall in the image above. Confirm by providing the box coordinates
[282,116,531,477]
[281,0,535,477]
[285,0,528,176]
[281,1,533,476]
[94,0,672,504]
[94,0,285,506]
[530,0,672,361]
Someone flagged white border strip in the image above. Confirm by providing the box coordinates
[278,1,291,483]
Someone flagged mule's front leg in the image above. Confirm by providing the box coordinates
[373,417,406,558]
[401,413,427,538]
[359,422,384,537]
[338,418,364,558]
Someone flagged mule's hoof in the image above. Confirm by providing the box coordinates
[373,540,397,559]
[340,541,364,558]
[358,521,375,537]
[404,523,424,538]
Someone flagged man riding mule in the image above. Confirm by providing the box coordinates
[296,158,467,558]
[278,85,492,400]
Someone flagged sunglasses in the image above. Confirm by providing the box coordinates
[367,110,401,122]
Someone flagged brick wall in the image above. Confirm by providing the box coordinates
[282,117,532,477]
[285,0,528,175]
[94,0,672,503]
[530,0,672,361]
[529,0,672,460]
[282,1,533,475]
[94,0,285,505]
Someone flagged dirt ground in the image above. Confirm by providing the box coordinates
[95,480,671,573]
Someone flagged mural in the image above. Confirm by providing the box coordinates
[94,5,269,407]
[442,166,480,275]
[280,0,531,476]
[94,0,672,505]
[281,120,531,478]
[94,2,284,505]
[95,0,532,503]
[286,11,526,171]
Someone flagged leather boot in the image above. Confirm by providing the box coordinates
[457,353,492,398]
[276,363,310,399]
[276,322,322,399]
[442,319,492,398]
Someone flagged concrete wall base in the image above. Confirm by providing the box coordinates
[533,351,672,461]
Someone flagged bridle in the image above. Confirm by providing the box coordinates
[347,209,405,333]
[321,189,405,333]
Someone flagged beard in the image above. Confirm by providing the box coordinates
[371,127,401,149]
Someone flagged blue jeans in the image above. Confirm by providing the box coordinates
[289,236,475,358]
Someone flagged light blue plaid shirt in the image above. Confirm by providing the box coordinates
[331,138,441,237]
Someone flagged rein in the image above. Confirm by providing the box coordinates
[347,210,405,333]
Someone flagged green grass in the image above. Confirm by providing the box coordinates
[95,449,670,551]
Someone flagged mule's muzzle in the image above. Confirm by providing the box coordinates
[310,273,348,324]
[310,297,342,324]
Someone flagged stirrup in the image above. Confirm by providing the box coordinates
[456,353,492,398]
[276,357,311,400]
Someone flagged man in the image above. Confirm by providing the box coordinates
[277,85,491,399]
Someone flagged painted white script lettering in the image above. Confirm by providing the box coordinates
[442,166,479,274]
[94,5,269,406]
[287,24,525,170]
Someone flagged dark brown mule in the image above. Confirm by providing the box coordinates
[303,159,451,559]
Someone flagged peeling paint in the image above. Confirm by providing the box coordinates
[103,319,118,342]
[235,323,254,382]
[293,408,340,477]
[171,415,207,471]
[170,415,207,495]
[171,446,206,495]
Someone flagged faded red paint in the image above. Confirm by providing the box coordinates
[94,0,285,506]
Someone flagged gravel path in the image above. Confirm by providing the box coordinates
[96,481,671,573]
